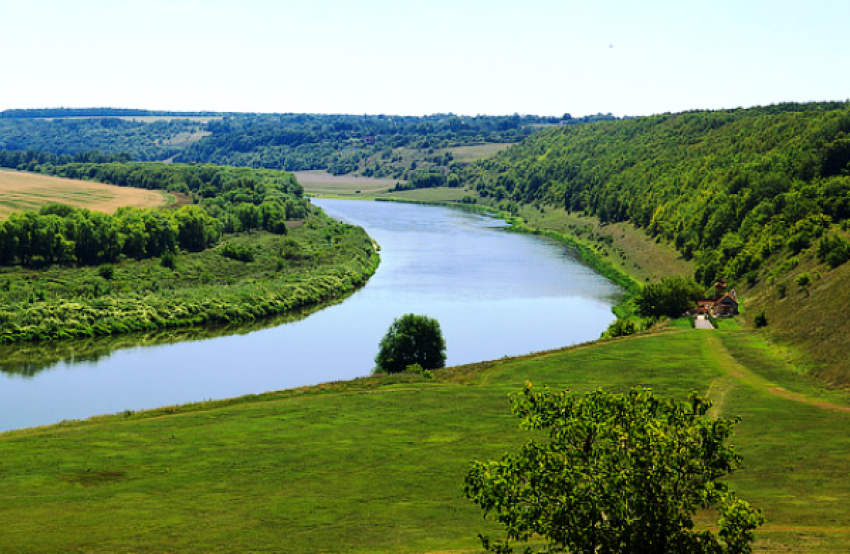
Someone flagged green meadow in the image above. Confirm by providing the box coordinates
[1,327,848,553]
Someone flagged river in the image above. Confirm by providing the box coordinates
[0,199,620,432]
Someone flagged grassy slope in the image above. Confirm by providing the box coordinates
[0,328,848,553]
[743,243,850,386]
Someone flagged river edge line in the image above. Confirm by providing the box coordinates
[371,196,642,318]
[0,226,381,345]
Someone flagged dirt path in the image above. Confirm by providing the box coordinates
[694,315,714,330]
[703,333,850,414]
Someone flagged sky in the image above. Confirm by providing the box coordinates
[1,0,849,117]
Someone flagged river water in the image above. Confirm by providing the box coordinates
[0,199,620,432]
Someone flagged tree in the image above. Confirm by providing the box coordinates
[374,314,446,373]
[464,385,764,554]
[635,276,705,318]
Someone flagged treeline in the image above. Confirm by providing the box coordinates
[465,102,850,285]
[0,117,204,161]
[0,205,220,268]
[175,113,617,175]
[0,149,131,170]
[0,108,219,119]
[0,161,312,268]
[0,154,308,216]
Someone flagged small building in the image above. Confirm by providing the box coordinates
[713,293,739,317]
[691,286,739,318]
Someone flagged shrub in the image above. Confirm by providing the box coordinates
[161,250,177,270]
[221,243,254,262]
[754,311,768,328]
[97,264,115,280]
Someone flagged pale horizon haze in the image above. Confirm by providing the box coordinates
[1,0,848,117]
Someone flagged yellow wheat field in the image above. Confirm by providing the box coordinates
[0,169,172,220]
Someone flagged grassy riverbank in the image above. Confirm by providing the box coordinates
[0,328,848,553]
[0,211,378,343]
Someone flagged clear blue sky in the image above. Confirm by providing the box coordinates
[2,0,848,117]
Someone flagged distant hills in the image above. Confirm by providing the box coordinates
[0,108,618,179]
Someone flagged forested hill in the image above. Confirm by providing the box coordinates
[0,109,617,176]
[465,101,850,384]
[468,102,850,285]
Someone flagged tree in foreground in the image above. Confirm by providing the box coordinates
[464,385,764,554]
[374,314,446,373]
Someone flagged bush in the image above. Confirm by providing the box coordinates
[220,243,254,262]
[161,250,177,270]
[97,264,115,280]
[817,234,850,268]
[375,314,446,374]
[754,311,768,328]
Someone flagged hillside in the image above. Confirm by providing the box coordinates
[462,102,850,385]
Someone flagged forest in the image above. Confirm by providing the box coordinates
[463,102,850,287]
[0,109,617,177]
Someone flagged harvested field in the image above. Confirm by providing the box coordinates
[0,169,172,219]
[293,170,399,196]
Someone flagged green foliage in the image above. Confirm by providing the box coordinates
[816,233,850,268]
[754,311,768,328]
[464,385,764,554]
[0,111,619,179]
[635,276,704,318]
[160,249,177,270]
[603,317,638,337]
[220,242,254,262]
[97,264,115,280]
[465,103,850,285]
[374,314,446,373]
[0,214,378,344]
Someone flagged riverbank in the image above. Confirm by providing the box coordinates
[1,328,848,553]
[0,211,379,344]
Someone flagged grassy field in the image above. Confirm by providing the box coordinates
[0,327,848,553]
[295,170,400,196]
[0,169,172,219]
[439,142,513,162]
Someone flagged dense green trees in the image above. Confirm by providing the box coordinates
[635,277,705,318]
[465,102,850,284]
[0,205,219,267]
[464,385,764,554]
[374,314,446,373]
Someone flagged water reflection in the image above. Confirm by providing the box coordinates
[0,300,340,379]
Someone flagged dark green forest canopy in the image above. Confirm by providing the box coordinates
[464,102,850,285]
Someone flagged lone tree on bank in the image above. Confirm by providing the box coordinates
[375,314,446,373]
[464,385,764,554]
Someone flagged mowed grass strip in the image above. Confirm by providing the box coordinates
[0,169,171,219]
[0,330,848,553]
